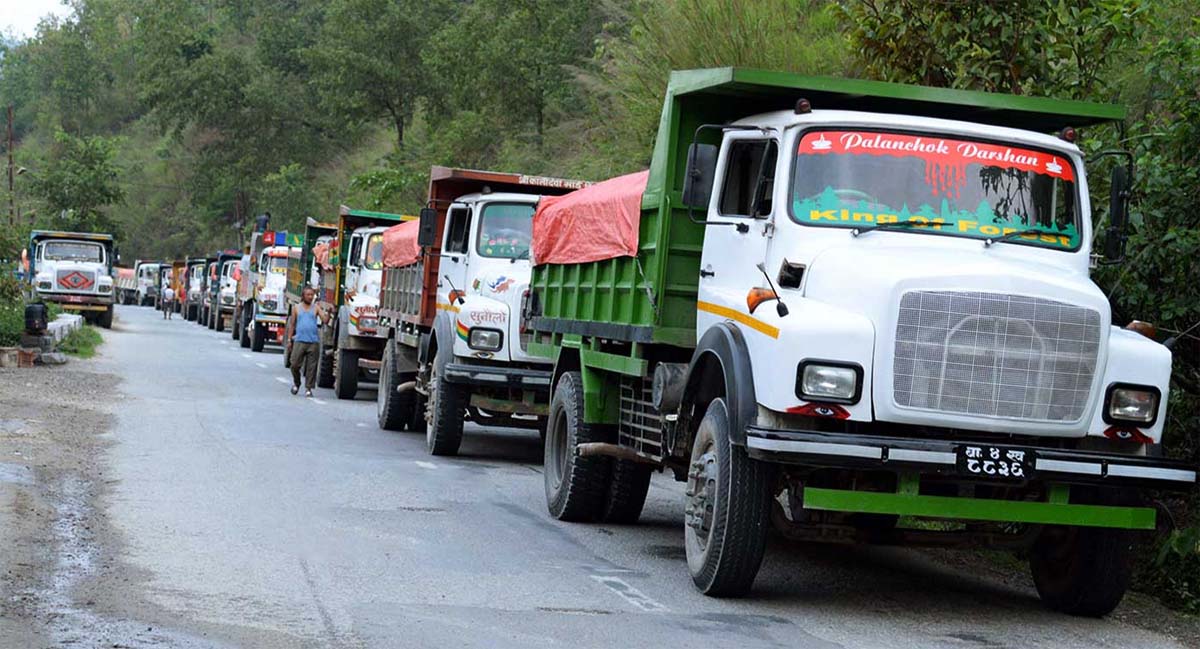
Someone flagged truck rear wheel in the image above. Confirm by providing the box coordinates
[1030,490,1136,617]
[426,346,465,456]
[316,339,335,388]
[544,371,612,522]
[98,306,114,329]
[334,348,359,399]
[685,397,773,597]
[215,310,225,332]
[377,340,414,431]
[234,309,244,343]
[251,321,266,352]
[603,459,653,524]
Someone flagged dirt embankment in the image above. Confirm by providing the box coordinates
[0,365,118,646]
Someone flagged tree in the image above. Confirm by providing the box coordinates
[31,129,125,234]
[306,0,452,150]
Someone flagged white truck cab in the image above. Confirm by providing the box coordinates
[439,193,543,365]
[135,261,161,306]
[29,232,116,328]
[343,225,386,339]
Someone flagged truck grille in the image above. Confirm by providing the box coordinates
[893,291,1101,423]
[56,270,96,291]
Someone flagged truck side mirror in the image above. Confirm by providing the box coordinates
[1104,165,1130,262]
[681,143,718,209]
[417,207,438,248]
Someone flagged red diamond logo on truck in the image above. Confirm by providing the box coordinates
[59,271,93,290]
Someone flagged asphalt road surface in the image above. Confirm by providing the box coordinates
[8,304,1194,648]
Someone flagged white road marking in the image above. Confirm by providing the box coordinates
[242,353,252,359]
[312,398,328,405]
[415,461,438,470]
[255,362,267,369]
[356,422,366,428]
[589,575,668,613]
[274,377,291,384]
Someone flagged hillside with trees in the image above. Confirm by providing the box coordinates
[1,0,1197,609]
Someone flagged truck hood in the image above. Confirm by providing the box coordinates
[467,267,540,363]
[802,244,1110,435]
[36,259,109,292]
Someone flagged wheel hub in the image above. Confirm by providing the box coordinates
[684,446,717,548]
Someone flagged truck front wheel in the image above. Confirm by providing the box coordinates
[685,397,773,597]
[426,347,465,455]
[377,339,414,431]
[98,306,114,329]
[1030,492,1136,617]
[334,348,359,399]
[250,321,266,352]
[215,310,225,332]
[544,371,612,522]
[234,309,245,343]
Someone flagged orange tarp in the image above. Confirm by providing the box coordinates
[531,170,647,266]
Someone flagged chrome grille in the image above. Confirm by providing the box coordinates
[893,291,1100,423]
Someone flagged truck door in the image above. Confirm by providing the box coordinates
[696,134,780,340]
[344,232,364,295]
[440,204,472,306]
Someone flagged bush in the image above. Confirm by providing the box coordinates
[57,325,102,359]
[0,301,23,347]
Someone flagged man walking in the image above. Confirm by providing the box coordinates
[286,286,328,397]
[161,283,175,320]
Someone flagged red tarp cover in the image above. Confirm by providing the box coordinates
[382,219,422,268]
[313,242,334,270]
[532,170,647,266]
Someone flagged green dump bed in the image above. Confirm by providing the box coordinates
[529,67,1124,350]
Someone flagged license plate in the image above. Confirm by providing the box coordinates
[66,295,83,303]
[956,444,1034,480]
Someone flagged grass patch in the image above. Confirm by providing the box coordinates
[58,325,103,359]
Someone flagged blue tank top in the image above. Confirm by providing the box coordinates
[294,303,319,343]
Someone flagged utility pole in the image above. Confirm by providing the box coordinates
[6,105,13,227]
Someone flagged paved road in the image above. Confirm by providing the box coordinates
[56,305,1190,647]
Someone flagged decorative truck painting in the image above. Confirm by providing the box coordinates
[525,68,1195,618]
[27,230,117,329]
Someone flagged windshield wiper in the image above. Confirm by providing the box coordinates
[512,249,530,263]
[849,220,930,237]
[983,227,1061,248]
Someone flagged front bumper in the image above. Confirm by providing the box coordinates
[443,362,553,391]
[746,426,1196,491]
[38,293,113,310]
[255,314,288,325]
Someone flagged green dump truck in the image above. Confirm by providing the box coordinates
[526,68,1194,615]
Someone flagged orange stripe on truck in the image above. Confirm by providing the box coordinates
[696,300,780,339]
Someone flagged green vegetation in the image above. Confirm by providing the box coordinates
[0,0,1196,609]
[0,301,23,347]
[58,324,103,358]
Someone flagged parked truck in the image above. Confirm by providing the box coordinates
[206,250,241,332]
[236,231,303,352]
[315,207,409,398]
[375,167,588,455]
[182,257,207,321]
[134,259,162,306]
[114,266,137,305]
[199,257,217,328]
[26,230,116,328]
[525,68,1196,616]
[281,219,337,369]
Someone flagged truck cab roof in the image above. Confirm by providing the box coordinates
[452,192,542,205]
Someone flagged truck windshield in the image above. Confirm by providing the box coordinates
[364,234,384,270]
[790,130,1080,250]
[477,203,534,259]
[265,255,288,274]
[43,241,104,262]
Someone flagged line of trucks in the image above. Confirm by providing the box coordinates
[68,68,1200,618]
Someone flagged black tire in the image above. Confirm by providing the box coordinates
[544,371,612,522]
[233,308,243,342]
[426,345,465,456]
[377,339,414,431]
[316,339,335,388]
[684,397,773,597]
[1030,490,1137,617]
[603,459,653,524]
[98,306,114,329]
[408,393,427,434]
[251,321,266,352]
[333,347,359,399]
[215,310,225,332]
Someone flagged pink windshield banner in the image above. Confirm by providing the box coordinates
[798,130,1074,198]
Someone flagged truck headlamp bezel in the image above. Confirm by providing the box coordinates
[468,327,503,352]
[1103,383,1160,427]
[796,360,863,405]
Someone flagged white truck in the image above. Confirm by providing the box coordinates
[238,242,299,352]
[134,260,162,307]
[527,69,1195,617]
[375,167,587,455]
[27,230,116,328]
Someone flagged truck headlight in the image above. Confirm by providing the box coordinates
[37,281,53,291]
[468,328,503,352]
[262,299,278,312]
[797,361,862,404]
[98,283,112,293]
[1105,384,1160,426]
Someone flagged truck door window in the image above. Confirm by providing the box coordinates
[719,139,778,217]
[445,207,472,254]
[349,235,364,267]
